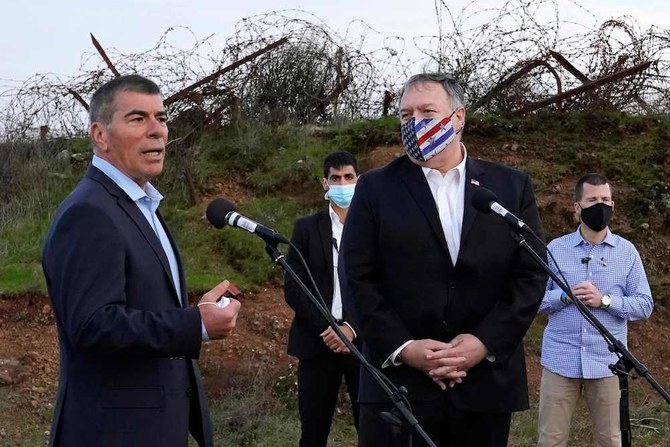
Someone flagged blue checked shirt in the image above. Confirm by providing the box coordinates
[538,227,653,379]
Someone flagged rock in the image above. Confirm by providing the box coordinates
[303,125,326,136]
[0,359,27,385]
[660,193,670,213]
[71,153,90,163]
[640,223,650,230]
[55,149,71,162]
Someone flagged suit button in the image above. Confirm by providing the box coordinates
[186,387,193,398]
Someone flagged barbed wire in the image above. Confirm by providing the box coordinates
[431,0,670,113]
[1,2,669,141]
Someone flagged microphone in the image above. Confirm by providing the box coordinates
[206,198,290,244]
[581,256,592,264]
[471,187,531,233]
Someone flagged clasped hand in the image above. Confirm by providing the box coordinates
[400,334,488,390]
[321,325,354,354]
[571,281,603,308]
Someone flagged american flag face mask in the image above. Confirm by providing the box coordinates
[400,110,460,161]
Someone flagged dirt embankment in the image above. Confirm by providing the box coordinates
[2,142,670,430]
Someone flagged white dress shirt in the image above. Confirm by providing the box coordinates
[383,145,468,367]
[328,205,356,338]
[329,206,344,320]
[421,145,467,265]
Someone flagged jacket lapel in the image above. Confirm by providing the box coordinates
[317,210,335,305]
[87,166,182,307]
[461,158,486,247]
[397,157,451,257]
[157,210,187,306]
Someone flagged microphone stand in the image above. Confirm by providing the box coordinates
[264,240,437,447]
[509,231,670,447]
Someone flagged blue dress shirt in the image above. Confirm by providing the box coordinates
[538,227,653,379]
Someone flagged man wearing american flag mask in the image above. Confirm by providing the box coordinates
[341,73,547,446]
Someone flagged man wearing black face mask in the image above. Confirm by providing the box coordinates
[537,173,653,447]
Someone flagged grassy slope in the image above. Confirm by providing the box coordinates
[2,113,670,445]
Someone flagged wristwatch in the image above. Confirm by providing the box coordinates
[600,294,612,309]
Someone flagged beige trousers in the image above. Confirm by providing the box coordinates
[537,368,621,447]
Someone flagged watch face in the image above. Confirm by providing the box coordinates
[602,294,612,307]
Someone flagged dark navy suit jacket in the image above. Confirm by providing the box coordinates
[42,166,212,446]
[342,155,547,412]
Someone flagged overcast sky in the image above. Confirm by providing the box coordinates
[1,0,668,84]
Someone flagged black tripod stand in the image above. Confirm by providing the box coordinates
[265,240,437,447]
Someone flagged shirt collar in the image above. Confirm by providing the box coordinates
[328,205,343,226]
[92,155,163,205]
[570,226,617,248]
[421,143,468,179]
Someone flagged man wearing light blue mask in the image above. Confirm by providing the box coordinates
[323,157,358,209]
[284,151,361,447]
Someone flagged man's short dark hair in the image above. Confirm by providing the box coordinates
[89,74,162,125]
[575,173,611,201]
[398,73,466,110]
[323,151,359,178]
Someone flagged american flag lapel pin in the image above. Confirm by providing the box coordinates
[470,179,480,186]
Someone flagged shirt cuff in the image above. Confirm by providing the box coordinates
[382,340,414,368]
[342,321,357,340]
[605,293,632,312]
[201,320,209,342]
[556,290,570,307]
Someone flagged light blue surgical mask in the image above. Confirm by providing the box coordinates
[327,184,356,208]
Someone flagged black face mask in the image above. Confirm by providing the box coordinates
[579,202,613,232]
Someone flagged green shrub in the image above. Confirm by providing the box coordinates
[211,197,310,287]
[166,196,311,292]
[201,122,277,172]
[247,142,333,194]
[327,116,400,154]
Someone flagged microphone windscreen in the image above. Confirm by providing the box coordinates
[471,187,498,213]
[206,198,237,229]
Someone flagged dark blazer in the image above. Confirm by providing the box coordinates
[284,209,360,359]
[341,155,547,412]
[42,166,212,447]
